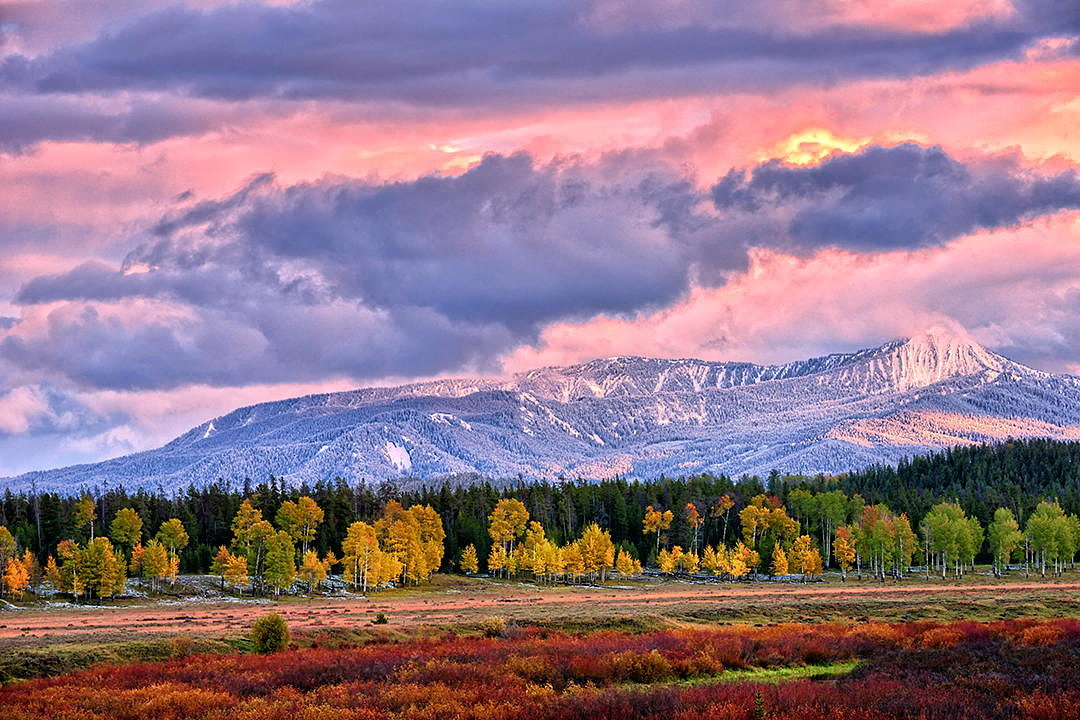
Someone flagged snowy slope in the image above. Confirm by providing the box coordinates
[6,325,1080,492]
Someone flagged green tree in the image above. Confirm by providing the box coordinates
[109,508,143,558]
[264,530,296,597]
[275,496,324,556]
[74,496,97,540]
[155,518,189,560]
[987,507,1023,577]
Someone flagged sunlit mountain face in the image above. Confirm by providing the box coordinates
[1,1,1078,479]
[9,326,1080,492]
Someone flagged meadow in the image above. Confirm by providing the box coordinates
[1,614,1078,719]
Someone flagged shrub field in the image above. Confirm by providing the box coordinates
[2,618,1078,719]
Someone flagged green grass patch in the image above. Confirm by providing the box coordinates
[709,660,861,684]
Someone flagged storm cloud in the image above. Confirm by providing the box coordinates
[8,144,1080,392]
[712,144,1080,251]
[1,0,1076,149]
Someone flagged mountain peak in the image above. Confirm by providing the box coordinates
[882,322,1008,390]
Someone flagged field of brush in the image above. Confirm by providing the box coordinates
[1,616,1079,719]
[3,575,1080,718]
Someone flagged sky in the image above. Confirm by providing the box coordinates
[0,0,1079,475]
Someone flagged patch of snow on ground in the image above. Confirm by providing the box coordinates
[384,440,412,472]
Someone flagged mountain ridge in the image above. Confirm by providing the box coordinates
[7,326,1079,492]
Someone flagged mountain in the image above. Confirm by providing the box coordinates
[7,325,1080,492]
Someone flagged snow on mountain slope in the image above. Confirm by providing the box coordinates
[6,326,1079,492]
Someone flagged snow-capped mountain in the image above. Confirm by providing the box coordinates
[7,325,1080,492]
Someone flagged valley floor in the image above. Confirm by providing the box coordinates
[2,572,1079,662]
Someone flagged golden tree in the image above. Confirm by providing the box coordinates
[155,518,189,581]
[643,505,674,563]
[712,494,736,545]
[276,496,325,556]
[770,543,789,576]
[224,551,249,595]
[488,499,529,577]
[487,544,508,576]
[342,521,381,594]
[142,539,170,593]
[109,508,143,557]
[3,557,29,598]
[299,549,328,592]
[577,523,616,582]
[74,496,97,540]
[615,547,639,577]
[460,544,479,574]
[685,503,702,555]
[834,526,856,581]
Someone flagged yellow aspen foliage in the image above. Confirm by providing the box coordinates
[487,544,508,576]
[770,543,789,576]
[561,543,584,581]
[3,557,29,597]
[727,546,749,578]
[788,535,815,574]
[210,545,231,583]
[577,523,616,582]
[677,549,700,573]
[223,551,248,594]
[735,541,759,574]
[615,548,638,577]
[685,503,702,554]
[460,544,479,574]
[276,496,325,555]
[299,549,328,591]
[658,546,680,574]
[74,496,97,539]
[44,554,60,589]
[803,546,824,578]
[834,526,856,580]
[109,507,143,554]
[21,549,42,593]
[155,518,189,560]
[342,521,380,593]
[488,499,529,577]
[142,539,170,593]
[264,530,296,596]
[701,545,721,574]
[643,505,674,560]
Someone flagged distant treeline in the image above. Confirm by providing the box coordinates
[1,438,1077,574]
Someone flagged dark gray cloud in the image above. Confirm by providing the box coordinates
[8,152,726,389]
[712,143,1080,251]
[0,95,247,152]
[9,145,1080,391]
[0,0,1073,152]
[22,154,727,325]
[0,0,1072,149]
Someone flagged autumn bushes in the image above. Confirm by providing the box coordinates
[2,619,1079,719]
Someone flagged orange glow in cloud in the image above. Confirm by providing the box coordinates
[758,127,873,165]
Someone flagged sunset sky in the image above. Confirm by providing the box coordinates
[1,0,1079,475]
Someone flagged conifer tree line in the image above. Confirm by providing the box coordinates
[0,438,1076,597]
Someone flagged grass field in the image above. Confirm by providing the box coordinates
[2,571,1079,683]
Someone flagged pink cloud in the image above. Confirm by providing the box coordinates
[502,212,1080,373]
